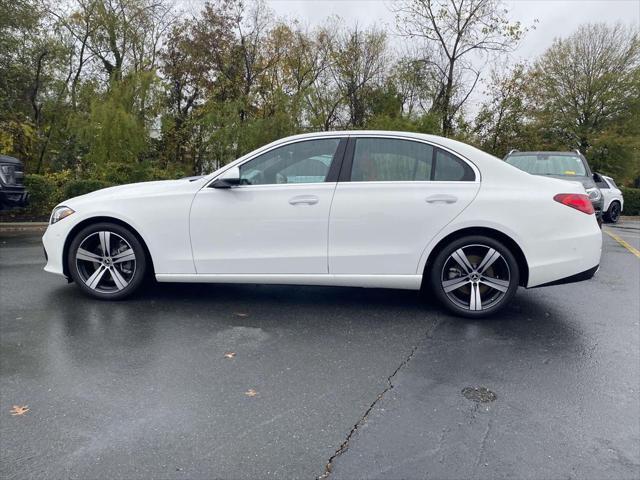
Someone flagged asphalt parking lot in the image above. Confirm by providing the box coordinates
[1,222,639,480]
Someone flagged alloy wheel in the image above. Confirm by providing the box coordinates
[441,244,511,312]
[75,231,137,294]
[610,203,620,223]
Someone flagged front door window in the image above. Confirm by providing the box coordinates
[240,139,341,185]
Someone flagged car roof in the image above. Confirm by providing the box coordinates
[266,130,491,162]
[506,151,581,156]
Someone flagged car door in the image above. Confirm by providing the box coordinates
[189,137,346,274]
[328,136,480,275]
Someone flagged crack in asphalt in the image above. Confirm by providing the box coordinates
[317,317,443,479]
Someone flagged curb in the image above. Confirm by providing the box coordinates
[0,222,48,233]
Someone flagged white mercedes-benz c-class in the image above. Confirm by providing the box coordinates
[42,131,602,317]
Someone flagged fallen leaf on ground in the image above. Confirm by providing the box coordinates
[224,352,236,359]
[10,405,29,416]
[244,389,258,397]
[233,312,248,317]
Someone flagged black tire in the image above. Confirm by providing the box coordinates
[428,235,520,318]
[604,201,621,224]
[67,222,147,300]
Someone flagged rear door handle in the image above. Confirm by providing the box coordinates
[289,195,319,206]
[425,194,458,204]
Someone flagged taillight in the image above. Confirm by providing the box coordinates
[553,193,594,214]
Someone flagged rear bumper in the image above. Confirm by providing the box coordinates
[532,264,599,288]
[526,227,602,287]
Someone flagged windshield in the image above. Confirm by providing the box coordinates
[505,154,587,177]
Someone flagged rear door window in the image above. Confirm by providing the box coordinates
[351,138,433,182]
[350,138,475,182]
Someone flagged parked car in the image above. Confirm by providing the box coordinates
[595,174,624,223]
[42,132,602,318]
[502,150,604,224]
[0,155,28,210]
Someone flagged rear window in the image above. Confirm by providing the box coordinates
[505,154,587,177]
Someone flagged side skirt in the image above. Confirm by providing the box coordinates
[155,273,422,290]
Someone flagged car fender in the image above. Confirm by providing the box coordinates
[416,216,527,276]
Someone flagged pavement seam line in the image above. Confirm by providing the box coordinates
[604,230,640,259]
[317,317,443,480]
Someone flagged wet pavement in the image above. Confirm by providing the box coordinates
[1,222,639,479]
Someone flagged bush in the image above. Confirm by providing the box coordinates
[621,187,640,216]
[100,161,184,184]
[101,162,149,184]
[24,174,57,215]
[63,179,112,199]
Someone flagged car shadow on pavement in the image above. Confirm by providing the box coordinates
[44,280,584,359]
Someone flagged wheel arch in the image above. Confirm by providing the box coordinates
[421,226,529,288]
[62,216,156,279]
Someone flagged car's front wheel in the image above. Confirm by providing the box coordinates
[67,222,147,300]
[604,201,621,223]
[429,235,520,318]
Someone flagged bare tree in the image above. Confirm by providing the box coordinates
[393,0,526,135]
[330,24,388,128]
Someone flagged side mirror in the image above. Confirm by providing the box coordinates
[211,166,240,188]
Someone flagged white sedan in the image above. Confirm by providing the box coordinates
[42,131,602,317]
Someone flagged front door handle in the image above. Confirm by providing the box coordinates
[289,195,319,206]
[425,194,458,204]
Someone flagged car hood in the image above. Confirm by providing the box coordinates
[538,174,596,190]
[0,155,23,166]
[64,177,205,207]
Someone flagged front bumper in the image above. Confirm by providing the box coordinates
[42,220,73,278]
[0,187,29,208]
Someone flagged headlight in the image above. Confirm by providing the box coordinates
[586,188,602,202]
[50,206,75,224]
[0,164,16,185]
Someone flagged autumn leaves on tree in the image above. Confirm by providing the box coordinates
[0,0,638,189]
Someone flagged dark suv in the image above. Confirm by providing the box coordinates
[0,155,28,210]
[503,150,604,222]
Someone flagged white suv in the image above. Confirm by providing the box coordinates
[596,175,624,223]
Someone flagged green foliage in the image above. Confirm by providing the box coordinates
[63,179,112,199]
[621,188,640,216]
[366,112,440,134]
[22,165,187,215]
[1,0,638,219]
[80,73,156,171]
[99,161,186,184]
[24,174,56,215]
[529,23,639,154]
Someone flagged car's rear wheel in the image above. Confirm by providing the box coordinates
[67,222,147,300]
[429,235,519,318]
[604,201,621,223]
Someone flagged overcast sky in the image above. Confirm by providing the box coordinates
[266,0,639,114]
[266,0,639,60]
[182,0,639,114]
